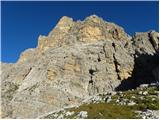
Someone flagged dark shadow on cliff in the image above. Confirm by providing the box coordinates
[115,53,159,91]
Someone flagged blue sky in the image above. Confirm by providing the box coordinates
[1,1,159,63]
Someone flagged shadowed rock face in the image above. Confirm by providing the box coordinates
[1,15,159,118]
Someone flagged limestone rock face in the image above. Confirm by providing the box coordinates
[35,15,130,54]
[37,35,49,52]
[131,31,159,85]
[18,48,37,63]
[132,31,158,56]
[1,15,159,118]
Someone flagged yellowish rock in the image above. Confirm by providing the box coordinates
[47,68,57,80]
[119,68,133,80]
[79,26,105,42]
[64,63,81,73]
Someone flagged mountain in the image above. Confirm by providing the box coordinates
[1,15,159,118]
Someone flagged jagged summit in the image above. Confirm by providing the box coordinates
[17,15,131,63]
[57,16,73,24]
[45,15,129,48]
[47,14,130,43]
[57,15,103,25]
[84,15,104,22]
[49,16,74,37]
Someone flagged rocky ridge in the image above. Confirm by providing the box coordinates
[1,15,159,118]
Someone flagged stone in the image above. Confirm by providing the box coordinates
[105,96,112,103]
[152,98,156,101]
[131,96,136,99]
[139,96,144,100]
[65,111,74,116]
[116,99,120,103]
[138,109,159,119]
[57,114,64,119]
[77,111,88,118]
[139,84,149,88]
[117,91,123,95]
[92,96,102,103]
[128,101,136,106]
[142,91,148,95]
[152,110,159,119]
[138,91,143,95]
[53,113,58,118]
[149,82,159,87]
[111,91,117,96]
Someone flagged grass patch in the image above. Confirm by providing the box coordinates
[68,103,139,119]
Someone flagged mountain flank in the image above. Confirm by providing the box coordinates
[1,15,159,118]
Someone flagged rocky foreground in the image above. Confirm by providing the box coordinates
[42,84,159,119]
[1,15,159,118]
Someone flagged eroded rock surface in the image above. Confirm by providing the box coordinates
[1,15,159,118]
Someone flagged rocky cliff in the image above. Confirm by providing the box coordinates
[1,15,159,118]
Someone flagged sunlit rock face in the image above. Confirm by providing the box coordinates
[1,15,158,118]
[35,15,131,53]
